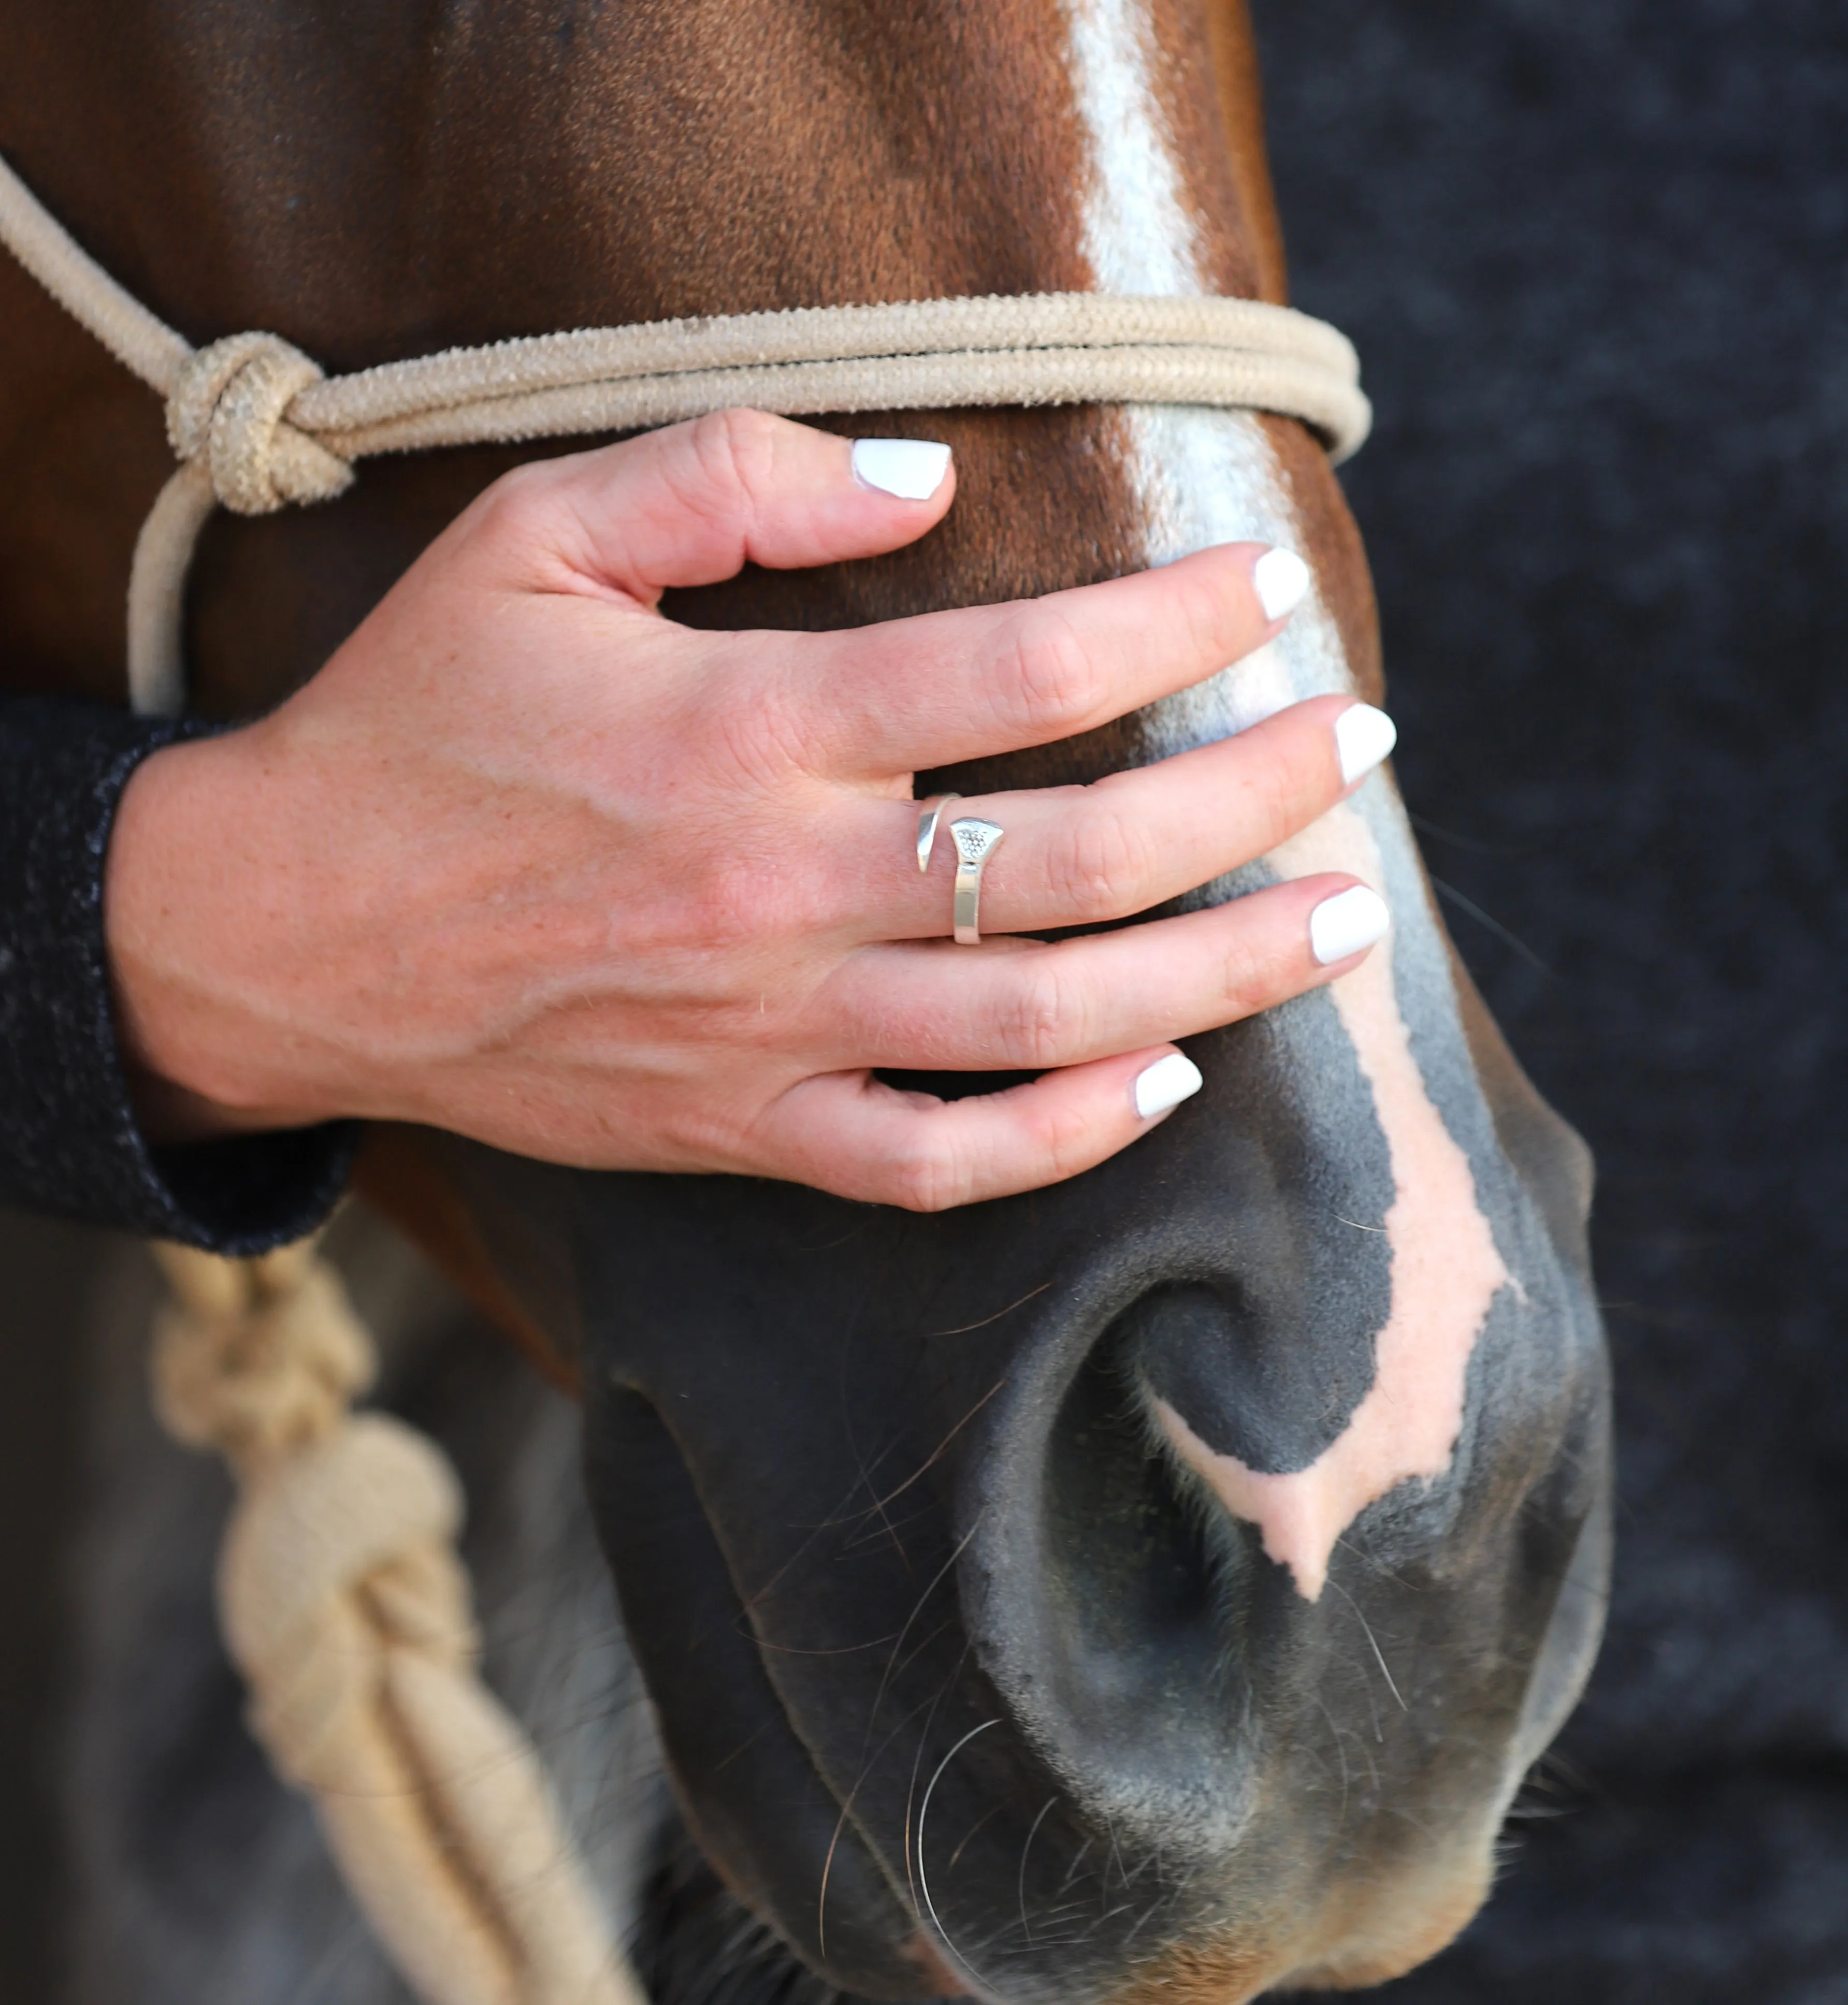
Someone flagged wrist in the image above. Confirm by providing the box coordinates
[105,725,335,1141]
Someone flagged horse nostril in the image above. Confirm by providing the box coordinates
[959,1299,1268,1854]
[1038,1314,1248,1707]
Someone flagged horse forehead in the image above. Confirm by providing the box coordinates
[1060,0,1353,742]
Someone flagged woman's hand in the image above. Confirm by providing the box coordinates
[105,410,1393,1210]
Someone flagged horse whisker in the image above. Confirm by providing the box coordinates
[1018,1794,1057,1946]
[902,1643,973,1913]
[866,1519,981,1756]
[854,1379,1005,1520]
[920,1283,1050,1338]
[913,1718,1001,1986]
[1325,1575,1409,1713]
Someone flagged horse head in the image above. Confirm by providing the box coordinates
[3,0,1611,1996]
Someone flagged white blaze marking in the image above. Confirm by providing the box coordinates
[1062,1,1513,1600]
[1160,807,1511,1602]
[1064,0,1200,295]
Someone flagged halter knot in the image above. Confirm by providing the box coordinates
[166,331,354,515]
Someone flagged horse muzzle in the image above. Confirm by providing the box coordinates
[563,1034,1608,2004]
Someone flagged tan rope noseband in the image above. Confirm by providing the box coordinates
[0,150,1369,2005]
[0,152,1369,718]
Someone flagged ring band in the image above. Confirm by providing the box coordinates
[949,817,1005,944]
[915,793,963,874]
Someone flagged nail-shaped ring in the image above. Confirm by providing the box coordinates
[915,793,963,874]
[949,817,1005,944]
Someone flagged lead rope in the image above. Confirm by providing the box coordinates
[0,152,1369,2005]
[151,1238,645,2005]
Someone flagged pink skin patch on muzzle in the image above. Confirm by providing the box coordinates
[1156,804,1510,1601]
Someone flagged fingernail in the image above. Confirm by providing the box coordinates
[852,438,952,501]
[1310,884,1391,966]
[1134,1051,1204,1120]
[1253,547,1311,621]
[1335,702,1397,786]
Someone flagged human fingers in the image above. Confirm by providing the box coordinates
[849,696,1395,938]
[751,1044,1209,1211]
[479,409,955,605]
[825,874,1389,1075]
[773,537,1311,778]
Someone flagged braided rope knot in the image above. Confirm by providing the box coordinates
[152,1239,373,1469]
[147,1240,641,2005]
[221,1413,476,1786]
[166,331,355,515]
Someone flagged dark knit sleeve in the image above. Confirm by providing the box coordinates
[0,694,356,1252]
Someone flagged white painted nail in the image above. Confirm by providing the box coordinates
[1310,884,1391,966]
[851,438,952,501]
[1334,702,1397,786]
[1133,1052,1204,1120]
[1253,547,1310,621]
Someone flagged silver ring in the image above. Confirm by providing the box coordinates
[915,793,963,874]
[949,817,1005,944]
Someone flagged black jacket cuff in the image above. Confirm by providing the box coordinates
[0,695,355,1252]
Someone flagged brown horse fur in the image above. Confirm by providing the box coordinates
[0,5,1610,2000]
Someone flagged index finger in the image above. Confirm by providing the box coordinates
[759,541,1308,778]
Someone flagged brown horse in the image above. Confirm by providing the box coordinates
[0,2,1611,1997]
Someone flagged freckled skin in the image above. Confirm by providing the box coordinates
[0,2,1611,1997]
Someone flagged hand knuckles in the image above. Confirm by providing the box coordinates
[1034,1100,1104,1182]
[688,408,784,508]
[885,1134,973,1213]
[471,461,556,547]
[998,963,1086,1068]
[1047,806,1159,920]
[648,411,764,536]
[1218,929,1286,1016]
[999,607,1108,736]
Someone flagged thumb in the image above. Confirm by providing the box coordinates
[500,407,956,606]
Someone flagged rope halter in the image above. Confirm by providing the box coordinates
[0,150,1370,720]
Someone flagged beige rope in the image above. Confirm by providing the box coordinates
[0,151,1370,718]
[151,1240,646,2005]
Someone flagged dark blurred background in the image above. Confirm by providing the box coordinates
[1250,0,1848,1997]
[6,3,1847,1999]
[0,1211,89,1999]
